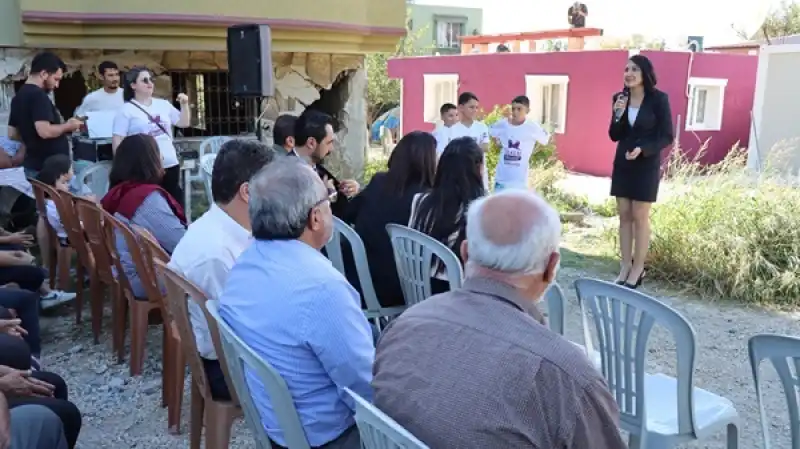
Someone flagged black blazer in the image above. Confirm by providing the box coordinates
[342,173,428,308]
[608,89,674,168]
[287,150,349,218]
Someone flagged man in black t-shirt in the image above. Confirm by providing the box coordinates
[7,52,83,177]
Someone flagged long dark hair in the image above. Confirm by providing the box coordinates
[382,131,437,196]
[109,134,164,188]
[122,66,149,102]
[629,54,658,92]
[412,136,484,254]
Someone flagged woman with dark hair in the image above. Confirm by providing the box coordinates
[111,67,191,207]
[409,136,485,294]
[344,131,437,307]
[101,134,186,298]
[609,54,674,289]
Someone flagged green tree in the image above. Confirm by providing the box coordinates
[365,14,427,123]
[738,1,800,42]
[759,1,800,42]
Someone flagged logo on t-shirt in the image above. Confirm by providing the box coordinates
[148,115,166,137]
[504,140,523,163]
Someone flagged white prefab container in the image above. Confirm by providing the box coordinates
[749,44,800,174]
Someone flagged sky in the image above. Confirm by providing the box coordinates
[414,0,781,46]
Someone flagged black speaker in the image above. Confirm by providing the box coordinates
[227,24,275,97]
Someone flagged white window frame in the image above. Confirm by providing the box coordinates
[525,75,569,134]
[423,74,459,124]
[435,20,465,49]
[685,77,727,131]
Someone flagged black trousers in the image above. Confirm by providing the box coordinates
[161,165,184,209]
[201,358,231,401]
[0,290,41,356]
[431,278,451,296]
[0,264,46,292]
[0,333,82,449]
[8,193,37,232]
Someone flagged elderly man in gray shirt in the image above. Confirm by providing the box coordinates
[373,189,627,448]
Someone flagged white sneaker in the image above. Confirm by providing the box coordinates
[40,291,77,309]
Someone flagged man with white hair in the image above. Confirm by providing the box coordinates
[219,157,373,449]
[372,190,626,448]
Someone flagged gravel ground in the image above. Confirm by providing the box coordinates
[36,264,798,449]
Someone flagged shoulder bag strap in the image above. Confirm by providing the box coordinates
[128,101,171,139]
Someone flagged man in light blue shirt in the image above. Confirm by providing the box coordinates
[219,157,373,448]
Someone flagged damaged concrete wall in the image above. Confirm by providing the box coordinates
[0,48,369,176]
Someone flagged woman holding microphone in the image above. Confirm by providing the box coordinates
[609,54,674,289]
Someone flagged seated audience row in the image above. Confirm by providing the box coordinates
[111,109,624,448]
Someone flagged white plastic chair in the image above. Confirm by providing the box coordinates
[345,388,429,449]
[385,224,463,307]
[544,283,566,335]
[748,334,800,449]
[184,136,231,221]
[574,278,739,449]
[200,153,217,207]
[543,283,601,370]
[206,300,310,449]
[325,217,406,324]
[75,160,112,197]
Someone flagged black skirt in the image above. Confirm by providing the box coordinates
[610,160,661,203]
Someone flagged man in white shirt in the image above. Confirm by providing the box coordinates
[490,95,550,191]
[74,61,123,163]
[74,61,123,117]
[450,92,491,190]
[431,103,458,156]
[168,139,275,400]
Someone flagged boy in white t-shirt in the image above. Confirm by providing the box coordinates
[431,103,458,156]
[450,92,491,190]
[490,95,550,191]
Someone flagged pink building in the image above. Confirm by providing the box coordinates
[388,50,757,176]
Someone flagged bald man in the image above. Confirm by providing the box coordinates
[373,190,626,449]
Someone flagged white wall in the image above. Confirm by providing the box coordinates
[749,44,800,174]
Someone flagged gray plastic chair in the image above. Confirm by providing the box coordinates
[544,283,601,370]
[544,283,566,335]
[185,136,231,220]
[385,224,463,307]
[345,388,429,449]
[206,300,310,449]
[325,217,406,323]
[200,153,217,207]
[76,160,111,197]
[748,334,800,449]
[574,278,739,449]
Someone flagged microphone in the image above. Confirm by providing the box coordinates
[613,87,630,123]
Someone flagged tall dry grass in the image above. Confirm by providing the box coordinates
[646,145,800,305]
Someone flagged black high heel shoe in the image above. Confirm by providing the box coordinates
[624,270,646,289]
[615,259,634,285]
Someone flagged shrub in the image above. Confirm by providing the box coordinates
[363,156,389,184]
[642,145,800,305]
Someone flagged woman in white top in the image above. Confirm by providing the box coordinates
[408,136,485,295]
[112,67,191,207]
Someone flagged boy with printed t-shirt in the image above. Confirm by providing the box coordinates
[431,103,458,157]
[450,92,490,190]
[490,95,550,191]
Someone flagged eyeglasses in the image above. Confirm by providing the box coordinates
[139,77,153,85]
